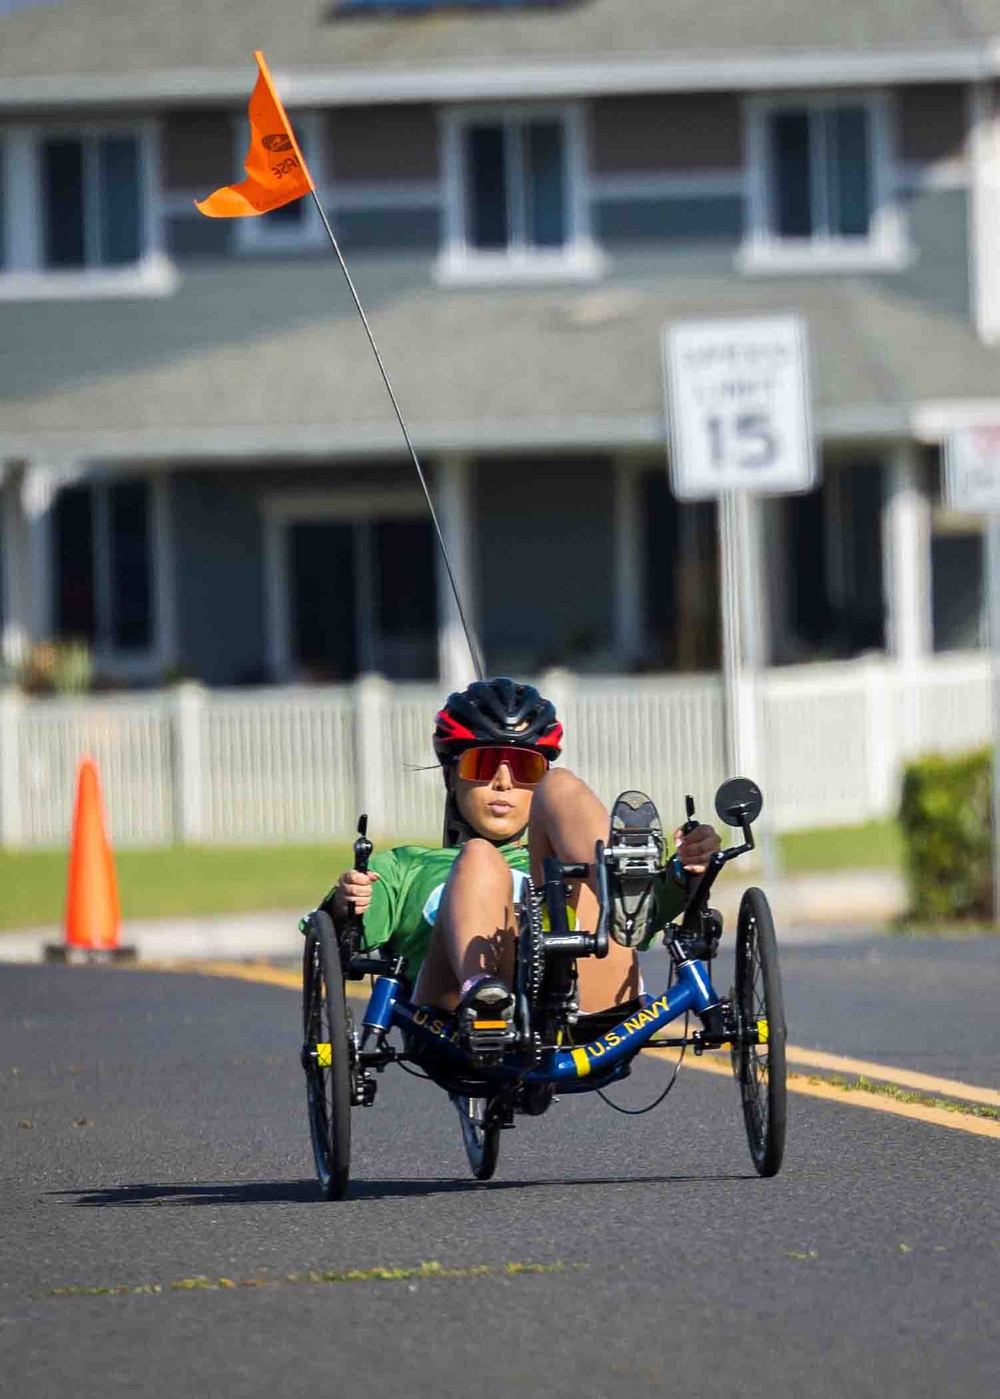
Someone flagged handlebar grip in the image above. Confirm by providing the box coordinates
[345,813,373,951]
[353,812,373,876]
[680,794,699,837]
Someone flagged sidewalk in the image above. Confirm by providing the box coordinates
[0,866,906,963]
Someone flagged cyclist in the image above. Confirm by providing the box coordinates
[328,678,721,1042]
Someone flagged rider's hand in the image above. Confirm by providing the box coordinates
[332,868,380,920]
[673,823,721,875]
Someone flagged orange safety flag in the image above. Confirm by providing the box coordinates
[196,50,314,218]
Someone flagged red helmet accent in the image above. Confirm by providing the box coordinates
[535,722,563,752]
[433,709,478,744]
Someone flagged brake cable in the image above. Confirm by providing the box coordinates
[596,964,688,1116]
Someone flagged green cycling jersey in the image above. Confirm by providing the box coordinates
[351,839,686,979]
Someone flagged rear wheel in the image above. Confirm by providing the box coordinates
[732,888,787,1177]
[302,911,352,1199]
[451,1095,501,1181]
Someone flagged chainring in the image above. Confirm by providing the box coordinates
[517,885,546,1007]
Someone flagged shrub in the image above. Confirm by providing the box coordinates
[898,747,992,922]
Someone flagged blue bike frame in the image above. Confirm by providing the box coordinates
[355,955,722,1087]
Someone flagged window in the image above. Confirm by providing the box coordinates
[41,133,142,269]
[265,492,439,682]
[743,95,906,272]
[439,106,601,283]
[237,111,326,253]
[0,123,172,297]
[53,478,156,657]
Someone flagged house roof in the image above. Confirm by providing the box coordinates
[2,252,998,463]
[2,1,1000,107]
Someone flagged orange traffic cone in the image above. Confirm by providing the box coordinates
[45,758,135,963]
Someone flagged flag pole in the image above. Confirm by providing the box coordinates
[309,190,486,684]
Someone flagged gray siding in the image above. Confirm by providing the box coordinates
[595,195,742,244]
[173,472,268,685]
[336,208,440,251]
[890,186,970,317]
[165,214,233,258]
[172,462,419,684]
[327,105,439,182]
[476,457,614,674]
[162,110,234,191]
[897,83,967,165]
[591,94,741,173]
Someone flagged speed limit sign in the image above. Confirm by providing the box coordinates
[664,315,816,500]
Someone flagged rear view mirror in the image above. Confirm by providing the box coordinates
[715,777,763,829]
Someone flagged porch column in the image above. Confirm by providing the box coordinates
[433,453,478,690]
[882,441,932,755]
[969,82,1000,344]
[22,463,58,645]
[612,457,644,668]
[882,442,932,667]
[1,465,29,669]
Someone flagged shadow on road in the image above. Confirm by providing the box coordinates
[51,1171,754,1207]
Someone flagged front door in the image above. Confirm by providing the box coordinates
[289,520,357,682]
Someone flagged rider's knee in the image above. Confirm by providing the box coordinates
[455,837,513,885]
[534,766,586,805]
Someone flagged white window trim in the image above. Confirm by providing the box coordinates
[262,488,426,681]
[739,91,911,275]
[44,470,174,682]
[0,120,178,300]
[236,110,327,254]
[435,102,605,286]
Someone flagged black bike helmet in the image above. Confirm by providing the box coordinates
[433,678,563,765]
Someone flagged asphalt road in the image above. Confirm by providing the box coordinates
[1,938,998,1399]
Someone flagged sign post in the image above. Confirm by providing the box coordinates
[664,315,816,868]
[945,427,1000,925]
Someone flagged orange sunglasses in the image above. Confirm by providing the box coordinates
[455,745,550,786]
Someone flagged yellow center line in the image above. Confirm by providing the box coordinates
[778,1045,1000,1109]
[139,959,303,990]
[647,1050,1000,1140]
[137,959,1000,1139]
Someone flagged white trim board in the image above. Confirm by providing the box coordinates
[0,401,951,464]
[590,171,743,201]
[0,47,992,110]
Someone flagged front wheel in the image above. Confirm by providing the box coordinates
[302,911,352,1199]
[451,1095,501,1181]
[731,888,787,1177]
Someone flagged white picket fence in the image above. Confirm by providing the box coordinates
[0,653,991,849]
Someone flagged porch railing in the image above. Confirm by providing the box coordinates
[0,653,990,849]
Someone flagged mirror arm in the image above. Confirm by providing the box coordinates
[679,823,755,933]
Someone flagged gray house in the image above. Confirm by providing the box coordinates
[1,0,998,690]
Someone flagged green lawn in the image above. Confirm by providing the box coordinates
[0,820,902,931]
[0,842,366,931]
[778,819,903,874]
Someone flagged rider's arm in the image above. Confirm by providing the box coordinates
[326,848,402,952]
[653,870,687,928]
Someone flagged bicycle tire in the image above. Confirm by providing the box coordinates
[732,887,787,1177]
[302,910,352,1200]
[451,1095,501,1181]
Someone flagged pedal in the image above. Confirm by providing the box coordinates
[606,790,665,948]
[465,1018,515,1064]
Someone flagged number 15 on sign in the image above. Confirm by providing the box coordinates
[664,316,816,501]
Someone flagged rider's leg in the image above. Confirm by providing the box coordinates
[528,768,641,1012]
[412,838,516,1012]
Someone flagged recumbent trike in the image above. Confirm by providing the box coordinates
[299,777,787,1198]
